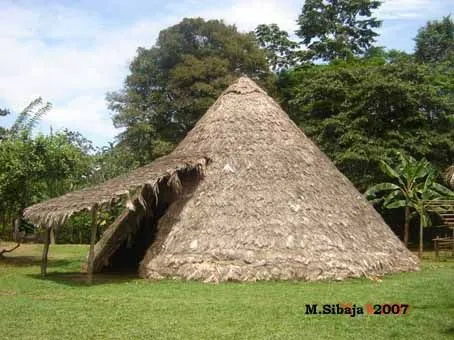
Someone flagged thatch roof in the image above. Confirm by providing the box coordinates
[23,155,208,227]
[25,77,419,281]
[139,77,419,281]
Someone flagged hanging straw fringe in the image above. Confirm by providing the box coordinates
[23,157,209,229]
[168,171,183,194]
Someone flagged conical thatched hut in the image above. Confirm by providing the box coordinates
[24,77,419,281]
[445,166,454,189]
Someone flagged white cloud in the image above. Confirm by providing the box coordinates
[0,0,300,145]
[378,0,448,20]
[0,4,174,144]
[198,0,300,33]
[43,96,119,139]
[0,0,451,146]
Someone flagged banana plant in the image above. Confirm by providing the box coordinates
[411,170,454,257]
[365,154,432,248]
[365,154,454,257]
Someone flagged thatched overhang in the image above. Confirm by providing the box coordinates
[24,77,420,281]
[23,155,209,228]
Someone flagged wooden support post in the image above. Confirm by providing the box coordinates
[452,229,454,257]
[87,205,98,284]
[41,228,52,276]
[434,237,439,261]
[0,213,5,235]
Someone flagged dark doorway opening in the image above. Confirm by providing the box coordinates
[101,167,199,274]
[105,201,170,273]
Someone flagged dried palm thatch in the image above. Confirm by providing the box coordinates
[445,166,454,189]
[24,77,419,282]
[23,156,209,228]
[139,77,419,281]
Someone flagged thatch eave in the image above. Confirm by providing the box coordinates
[28,77,419,282]
[23,155,209,229]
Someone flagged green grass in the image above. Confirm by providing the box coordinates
[0,243,453,339]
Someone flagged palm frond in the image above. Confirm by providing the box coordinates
[10,98,43,135]
[364,182,400,198]
[26,101,52,132]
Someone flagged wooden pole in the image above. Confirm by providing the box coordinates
[0,213,5,235]
[418,215,424,259]
[87,205,98,284]
[451,228,454,256]
[50,227,56,245]
[434,237,439,261]
[41,228,52,276]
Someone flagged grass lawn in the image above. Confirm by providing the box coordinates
[0,243,453,339]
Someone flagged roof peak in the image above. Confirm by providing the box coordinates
[224,76,267,96]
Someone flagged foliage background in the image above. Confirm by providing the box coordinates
[1,5,454,246]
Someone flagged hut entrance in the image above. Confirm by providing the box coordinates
[104,200,170,273]
[99,168,200,274]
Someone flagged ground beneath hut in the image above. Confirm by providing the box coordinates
[0,244,453,339]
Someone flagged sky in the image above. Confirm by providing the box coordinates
[0,0,453,147]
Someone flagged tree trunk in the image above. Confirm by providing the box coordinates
[69,220,73,243]
[41,228,51,276]
[0,243,20,257]
[87,205,98,284]
[404,206,410,247]
[418,215,424,259]
[50,227,56,245]
[11,215,16,240]
[13,217,21,242]
[5,212,11,240]
[0,213,5,236]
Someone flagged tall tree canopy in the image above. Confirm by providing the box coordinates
[0,109,10,140]
[415,16,454,64]
[255,24,299,71]
[108,18,273,164]
[296,0,382,61]
[0,100,93,225]
[280,55,454,191]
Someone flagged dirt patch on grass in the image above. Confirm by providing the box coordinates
[0,290,17,296]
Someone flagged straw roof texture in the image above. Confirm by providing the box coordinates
[136,77,419,281]
[25,77,419,281]
[23,155,208,227]
[445,166,454,189]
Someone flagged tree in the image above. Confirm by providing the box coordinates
[34,132,93,198]
[0,100,95,242]
[366,155,454,257]
[9,98,51,138]
[0,243,20,258]
[108,18,273,165]
[255,24,299,71]
[0,108,11,140]
[296,0,382,61]
[415,16,454,64]
[280,56,454,191]
[0,98,52,224]
[90,142,140,184]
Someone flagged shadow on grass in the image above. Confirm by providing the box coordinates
[27,271,140,286]
[443,327,454,335]
[0,255,73,268]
